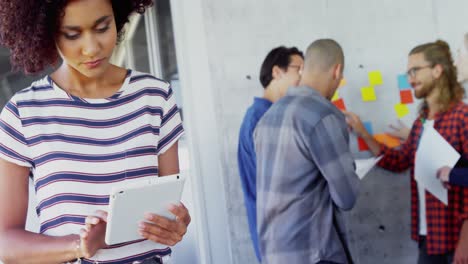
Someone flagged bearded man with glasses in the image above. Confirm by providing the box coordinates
[346,40,468,264]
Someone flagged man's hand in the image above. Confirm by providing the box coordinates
[138,202,191,246]
[343,111,368,137]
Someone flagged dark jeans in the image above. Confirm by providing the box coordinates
[317,261,341,264]
[418,236,454,264]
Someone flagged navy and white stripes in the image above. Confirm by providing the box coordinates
[0,70,184,263]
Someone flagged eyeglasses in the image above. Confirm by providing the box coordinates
[406,65,432,78]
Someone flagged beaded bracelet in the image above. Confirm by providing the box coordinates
[65,237,82,264]
[74,237,82,264]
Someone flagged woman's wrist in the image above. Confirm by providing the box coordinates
[75,235,83,260]
[66,234,83,262]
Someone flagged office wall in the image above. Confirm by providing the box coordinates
[172,0,468,263]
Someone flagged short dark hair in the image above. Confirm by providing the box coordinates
[259,46,303,88]
[0,0,153,74]
[304,39,344,72]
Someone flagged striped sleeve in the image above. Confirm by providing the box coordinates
[0,97,33,167]
[156,85,184,154]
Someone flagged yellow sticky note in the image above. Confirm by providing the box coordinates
[394,103,410,118]
[368,71,383,86]
[361,86,377,101]
[339,78,347,88]
[332,91,339,101]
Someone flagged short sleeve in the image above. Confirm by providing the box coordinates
[0,98,33,167]
[157,85,184,154]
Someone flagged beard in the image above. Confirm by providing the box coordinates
[414,81,435,99]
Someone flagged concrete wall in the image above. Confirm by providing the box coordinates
[175,0,468,263]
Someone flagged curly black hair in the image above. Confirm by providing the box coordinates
[0,0,153,74]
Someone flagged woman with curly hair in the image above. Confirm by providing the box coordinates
[0,0,190,263]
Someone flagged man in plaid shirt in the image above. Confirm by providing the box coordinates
[255,39,359,264]
[347,40,468,264]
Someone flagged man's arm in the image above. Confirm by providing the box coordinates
[344,111,381,156]
[345,111,414,173]
[306,114,360,210]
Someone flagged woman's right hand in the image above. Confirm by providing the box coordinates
[79,210,108,258]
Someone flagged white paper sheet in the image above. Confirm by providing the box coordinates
[415,126,460,205]
[355,156,383,179]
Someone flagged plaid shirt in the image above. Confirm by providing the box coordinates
[255,86,360,264]
[378,102,468,254]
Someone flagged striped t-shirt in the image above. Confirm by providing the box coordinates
[0,70,184,263]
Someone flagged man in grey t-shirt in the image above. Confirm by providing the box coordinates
[255,39,359,264]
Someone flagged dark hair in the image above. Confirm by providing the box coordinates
[410,40,464,113]
[0,0,153,74]
[259,46,303,88]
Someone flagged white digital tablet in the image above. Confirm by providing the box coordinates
[105,174,186,245]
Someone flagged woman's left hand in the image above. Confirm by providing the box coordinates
[138,202,191,246]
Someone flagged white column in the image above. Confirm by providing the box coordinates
[170,1,233,264]
[144,7,163,78]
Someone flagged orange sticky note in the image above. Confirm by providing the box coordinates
[333,98,346,110]
[374,133,401,148]
[400,90,414,104]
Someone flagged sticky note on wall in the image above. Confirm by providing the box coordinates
[333,98,346,110]
[398,74,411,90]
[332,91,339,101]
[358,137,370,151]
[361,86,377,101]
[369,71,383,86]
[400,90,414,104]
[339,78,347,88]
[363,121,373,135]
[394,103,410,118]
[374,133,401,148]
